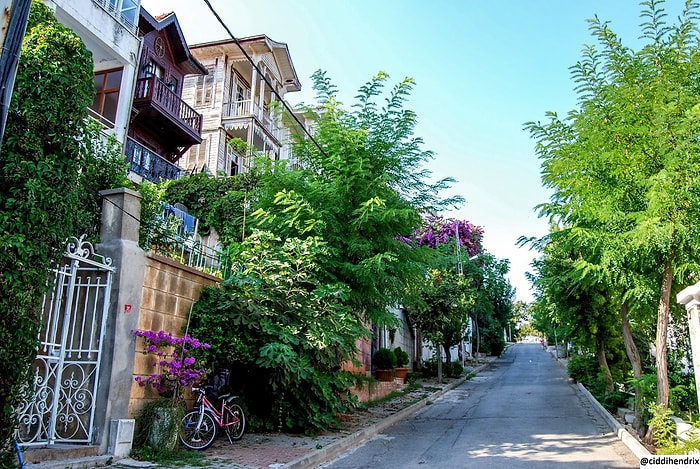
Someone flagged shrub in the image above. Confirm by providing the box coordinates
[394,347,409,367]
[420,357,438,377]
[373,348,397,369]
[448,361,464,378]
[567,353,598,384]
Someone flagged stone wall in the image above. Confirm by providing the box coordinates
[128,253,219,416]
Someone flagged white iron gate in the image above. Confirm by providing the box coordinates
[16,235,115,446]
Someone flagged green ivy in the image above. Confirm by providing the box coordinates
[0,1,128,460]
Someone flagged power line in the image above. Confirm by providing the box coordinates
[200,0,328,159]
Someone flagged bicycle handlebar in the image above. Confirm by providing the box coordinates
[191,385,237,402]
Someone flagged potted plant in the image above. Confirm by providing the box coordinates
[373,347,397,381]
[393,347,410,383]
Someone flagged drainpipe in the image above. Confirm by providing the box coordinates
[0,0,31,154]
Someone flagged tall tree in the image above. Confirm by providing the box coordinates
[252,70,462,325]
[524,0,700,439]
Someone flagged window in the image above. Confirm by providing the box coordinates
[194,66,215,106]
[91,68,123,128]
[98,0,139,32]
[168,76,178,93]
[119,0,138,29]
[227,138,240,175]
[229,70,251,116]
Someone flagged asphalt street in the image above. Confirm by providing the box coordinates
[322,343,639,468]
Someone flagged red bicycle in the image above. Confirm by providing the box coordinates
[179,386,246,450]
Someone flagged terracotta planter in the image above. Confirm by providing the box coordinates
[394,367,408,383]
[375,369,395,382]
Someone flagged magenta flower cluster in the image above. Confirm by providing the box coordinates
[413,216,483,257]
[133,329,210,395]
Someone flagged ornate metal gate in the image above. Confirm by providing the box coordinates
[16,236,115,446]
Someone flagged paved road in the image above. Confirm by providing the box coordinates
[322,343,639,468]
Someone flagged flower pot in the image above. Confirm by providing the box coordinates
[148,405,181,451]
[375,369,394,382]
[394,367,408,383]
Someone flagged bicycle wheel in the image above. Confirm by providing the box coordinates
[180,410,217,450]
[223,403,246,441]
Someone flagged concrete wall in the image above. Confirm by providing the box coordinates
[94,188,219,454]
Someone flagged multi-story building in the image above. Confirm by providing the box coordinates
[44,1,206,185]
[44,0,141,145]
[125,9,207,184]
[180,36,301,176]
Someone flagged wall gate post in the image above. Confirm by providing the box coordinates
[94,187,146,454]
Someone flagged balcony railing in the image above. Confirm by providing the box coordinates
[223,99,282,141]
[134,77,203,136]
[92,0,138,34]
[142,204,233,280]
[125,138,183,182]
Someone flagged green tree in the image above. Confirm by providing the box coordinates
[251,71,462,327]
[472,254,514,357]
[189,231,367,433]
[524,0,700,439]
[0,0,95,461]
[410,267,475,366]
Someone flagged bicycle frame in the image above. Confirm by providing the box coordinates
[192,387,242,442]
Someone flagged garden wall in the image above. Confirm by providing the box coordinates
[128,253,219,416]
[94,188,220,454]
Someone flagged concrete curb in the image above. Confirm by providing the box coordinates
[282,363,492,469]
[576,382,650,460]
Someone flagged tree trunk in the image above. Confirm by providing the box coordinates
[645,257,672,443]
[620,299,645,431]
[443,343,452,364]
[595,331,614,395]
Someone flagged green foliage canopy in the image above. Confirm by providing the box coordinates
[189,231,367,433]
[251,70,463,325]
[524,0,700,413]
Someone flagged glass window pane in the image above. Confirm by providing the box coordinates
[105,70,123,89]
[103,91,119,122]
[94,74,104,92]
[120,0,138,26]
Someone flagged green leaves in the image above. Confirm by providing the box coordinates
[0,0,109,458]
[189,231,366,432]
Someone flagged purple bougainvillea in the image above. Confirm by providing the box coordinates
[413,215,483,257]
[133,329,210,395]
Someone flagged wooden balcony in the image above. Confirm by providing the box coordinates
[132,77,203,146]
[223,99,282,142]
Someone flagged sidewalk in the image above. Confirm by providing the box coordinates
[24,360,493,469]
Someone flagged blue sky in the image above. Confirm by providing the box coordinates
[141,0,688,303]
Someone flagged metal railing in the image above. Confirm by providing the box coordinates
[125,138,183,182]
[143,205,233,280]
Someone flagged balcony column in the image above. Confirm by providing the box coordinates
[250,64,258,120]
[258,72,266,121]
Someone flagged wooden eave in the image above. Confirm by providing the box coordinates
[190,35,300,92]
[139,9,207,76]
